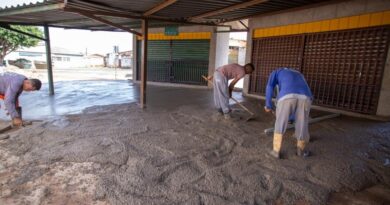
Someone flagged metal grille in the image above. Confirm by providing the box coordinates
[303,27,390,114]
[249,26,390,114]
[171,60,209,85]
[136,40,209,85]
[249,35,304,95]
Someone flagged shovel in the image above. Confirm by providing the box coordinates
[202,75,256,121]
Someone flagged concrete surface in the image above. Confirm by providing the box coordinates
[0,82,389,205]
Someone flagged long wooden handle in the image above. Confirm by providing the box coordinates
[202,75,211,83]
[231,97,255,115]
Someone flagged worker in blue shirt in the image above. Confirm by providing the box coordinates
[264,68,313,158]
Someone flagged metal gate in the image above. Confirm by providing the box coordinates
[136,40,209,85]
[249,26,390,114]
[249,35,304,95]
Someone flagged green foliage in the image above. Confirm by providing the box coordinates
[0,25,43,61]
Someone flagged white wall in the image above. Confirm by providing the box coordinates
[238,47,246,65]
[214,33,230,69]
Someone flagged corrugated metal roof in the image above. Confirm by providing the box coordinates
[0,0,334,32]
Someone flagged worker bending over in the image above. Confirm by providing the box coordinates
[264,68,312,158]
[211,63,254,119]
[0,72,42,126]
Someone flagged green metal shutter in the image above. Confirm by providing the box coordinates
[137,39,210,85]
[136,40,171,82]
[171,40,210,85]
[147,40,171,82]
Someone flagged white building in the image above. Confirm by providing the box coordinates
[229,38,246,65]
[106,50,132,68]
[5,42,84,69]
[84,54,105,67]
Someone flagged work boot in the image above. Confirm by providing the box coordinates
[217,108,223,116]
[271,133,283,159]
[297,140,310,158]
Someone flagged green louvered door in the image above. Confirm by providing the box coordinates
[171,40,209,85]
[137,40,171,82]
[136,40,209,85]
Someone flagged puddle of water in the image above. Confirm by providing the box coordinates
[0,80,139,120]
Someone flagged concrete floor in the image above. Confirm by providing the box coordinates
[0,81,389,205]
[0,80,247,120]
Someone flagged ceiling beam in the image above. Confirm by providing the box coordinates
[72,9,143,36]
[68,0,140,16]
[239,20,249,30]
[0,3,65,17]
[189,0,268,20]
[144,0,177,16]
[44,17,93,24]
[221,0,347,23]
[64,7,223,27]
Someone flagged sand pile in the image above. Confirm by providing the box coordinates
[0,102,389,205]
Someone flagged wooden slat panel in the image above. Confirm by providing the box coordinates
[303,26,390,114]
[250,26,390,114]
[249,34,303,95]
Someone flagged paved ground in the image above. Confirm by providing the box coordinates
[3,66,132,82]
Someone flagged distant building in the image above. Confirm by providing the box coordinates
[228,38,246,65]
[119,50,132,68]
[84,54,105,67]
[105,50,132,68]
[5,42,84,69]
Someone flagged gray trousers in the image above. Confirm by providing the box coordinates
[213,71,230,114]
[274,97,311,141]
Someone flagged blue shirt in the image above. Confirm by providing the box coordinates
[0,72,26,118]
[265,68,312,109]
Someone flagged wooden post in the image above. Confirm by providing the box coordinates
[44,24,54,95]
[140,19,148,108]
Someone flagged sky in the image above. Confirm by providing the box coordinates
[0,0,41,8]
[49,28,133,55]
[0,0,247,54]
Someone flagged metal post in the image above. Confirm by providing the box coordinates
[44,24,54,95]
[140,19,148,108]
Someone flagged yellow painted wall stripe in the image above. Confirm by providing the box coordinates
[254,10,390,38]
[137,32,211,40]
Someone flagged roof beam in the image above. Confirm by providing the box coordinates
[0,3,65,17]
[222,0,347,23]
[189,0,268,20]
[68,0,140,15]
[143,0,177,16]
[239,20,249,30]
[72,9,142,36]
[64,7,222,27]
[45,17,92,24]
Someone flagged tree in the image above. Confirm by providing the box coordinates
[0,25,43,66]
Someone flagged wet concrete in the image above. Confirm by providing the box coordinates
[0,80,138,120]
[0,80,244,121]
[0,81,389,205]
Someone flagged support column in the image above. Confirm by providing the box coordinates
[132,35,138,81]
[140,20,148,108]
[214,32,229,69]
[44,24,54,95]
